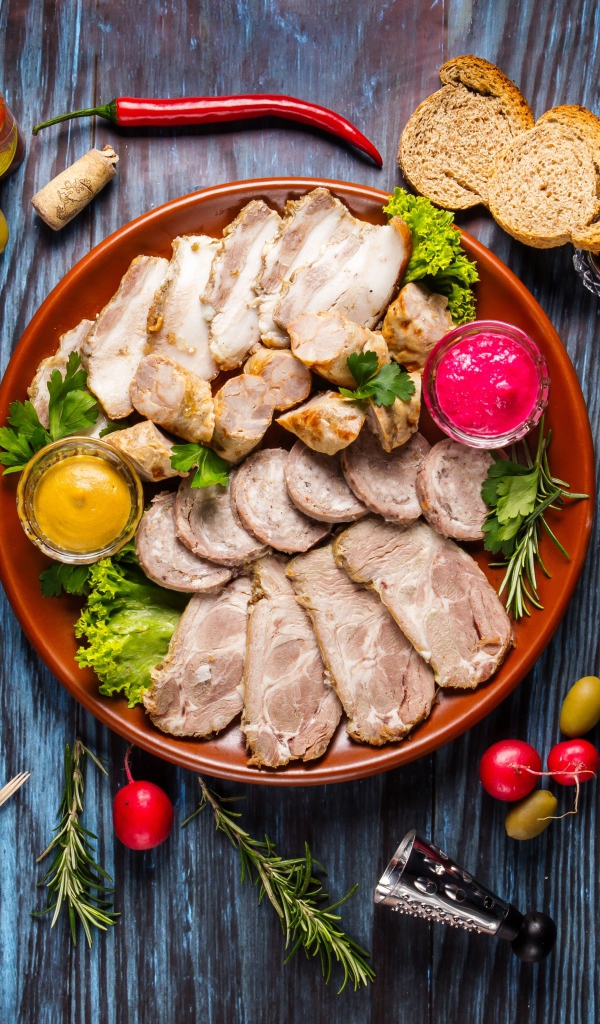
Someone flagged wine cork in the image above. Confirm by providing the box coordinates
[31,145,119,230]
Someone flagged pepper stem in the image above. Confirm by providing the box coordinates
[124,744,135,785]
[32,101,117,135]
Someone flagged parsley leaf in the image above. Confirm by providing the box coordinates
[170,443,230,488]
[47,352,98,440]
[0,427,43,473]
[340,353,416,407]
[39,563,91,598]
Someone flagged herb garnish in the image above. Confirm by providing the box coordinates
[482,422,588,618]
[34,739,119,947]
[183,777,375,993]
[339,350,416,406]
[0,352,98,473]
[39,563,91,598]
[170,442,230,487]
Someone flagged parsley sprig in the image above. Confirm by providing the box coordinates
[339,351,416,406]
[170,443,230,488]
[0,352,98,473]
[482,421,588,618]
[183,777,375,993]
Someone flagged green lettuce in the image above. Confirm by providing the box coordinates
[74,546,187,707]
[383,188,478,325]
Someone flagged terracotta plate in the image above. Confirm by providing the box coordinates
[0,178,594,785]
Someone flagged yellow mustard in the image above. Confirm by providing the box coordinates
[33,455,131,553]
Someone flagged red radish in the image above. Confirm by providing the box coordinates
[113,745,174,850]
[546,739,599,786]
[479,740,542,801]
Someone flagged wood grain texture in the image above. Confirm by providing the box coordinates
[0,1,598,1022]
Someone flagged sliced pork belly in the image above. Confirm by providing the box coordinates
[272,215,411,334]
[416,440,493,541]
[243,346,311,410]
[146,234,219,381]
[107,421,181,482]
[28,318,94,428]
[334,518,513,689]
[284,441,367,523]
[83,255,169,418]
[202,201,281,370]
[287,545,435,744]
[277,392,365,455]
[382,282,453,370]
[341,429,430,524]
[241,556,342,767]
[175,474,268,567]
[136,492,232,593]
[231,448,331,553]
[144,577,252,738]
[257,187,350,347]
[289,311,388,388]
[211,374,274,464]
[365,371,422,452]
[130,354,214,444]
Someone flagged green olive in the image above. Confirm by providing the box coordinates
[560,676,600,737]
[0,210,8,254]
[505,790,558,840]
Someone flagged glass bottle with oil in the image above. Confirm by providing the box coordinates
[0,95,25,180]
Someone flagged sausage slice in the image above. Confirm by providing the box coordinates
[416,440,493,541]
[174,474,268,567]
[341,430,430,525]
[284,441,367,523]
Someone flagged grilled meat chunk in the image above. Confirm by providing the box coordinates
[287,545,435,744]
[341,429,430,523]
[106,420,181,482]
[241,556,342,767]
[136,492,232,592]
[174,474,268,567]
[277,392,365,455]
[289,310,389,387]
[382,282,453,370]
[243,345,311,410]
[416,440,493,541]
[211,374,274,464]
[365,372,422,452]
[334,517,513,689]
[144,577,252,737]
[130,353,214,444]
[284,441,367,523]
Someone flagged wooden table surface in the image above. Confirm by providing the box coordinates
[1,2,599,1022]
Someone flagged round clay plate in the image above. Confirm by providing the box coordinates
[0,178,594,785]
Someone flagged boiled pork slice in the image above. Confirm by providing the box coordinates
[272,215,411,335]
[136,491,232,592]
[416,440,493,541]
[241,555,342,767]
[365,371,422,452]
[341,429,430,524]
[175,473,268,567]
[202,200,281,370]
[130,353,214,444]
[211,374,274,464]
[277,392,366,455]
[287,544,435,744]
[144,576,252,738]
[284,441,367,523]
[230,448,331,553]
[289,310,389,388]
[28,318,94,428]
[146,234,219,381]
[334,517,513,689]
[243,346,311,411]
[107,421,181,482]
[83,255,169,418]
[257,187,350,347]
[382,282,453,370]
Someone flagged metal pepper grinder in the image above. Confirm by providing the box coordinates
[375,830,556,962]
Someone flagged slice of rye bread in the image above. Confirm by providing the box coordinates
[487,106,600,250]
[399,55,534,210]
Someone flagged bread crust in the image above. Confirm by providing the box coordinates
[440,56,534,131]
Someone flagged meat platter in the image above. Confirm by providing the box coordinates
[0,178,594,785]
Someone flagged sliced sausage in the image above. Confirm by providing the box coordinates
[416,440,493,541]
[211,374,274,464]
[284,441,367,523]
[277,391,365,455]
[130,353,214,444]
[341,430,430,525]
[174,473,268,567]
[365,371,422,452]
[243,345,312,411]
[107,421,181,482]
[289,311,388,387]
[136,491,233,592]
[382,282,453,370]
[230,448,331,553]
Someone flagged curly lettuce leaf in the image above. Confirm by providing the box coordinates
[74,550,187,707]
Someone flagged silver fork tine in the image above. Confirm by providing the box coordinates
[0,771,31,807]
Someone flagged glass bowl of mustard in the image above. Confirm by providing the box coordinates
[16,437,144,564]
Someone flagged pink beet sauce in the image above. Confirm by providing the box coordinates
[435,331,540,436]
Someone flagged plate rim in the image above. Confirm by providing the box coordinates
[0,176,595,785]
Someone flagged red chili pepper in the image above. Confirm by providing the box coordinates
[32,95,382,166]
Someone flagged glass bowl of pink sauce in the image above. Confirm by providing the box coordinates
[423,320,550,449]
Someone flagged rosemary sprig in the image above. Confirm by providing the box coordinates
[34,739,119,947]
[183,777,375,993]
[482,420,588,618]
